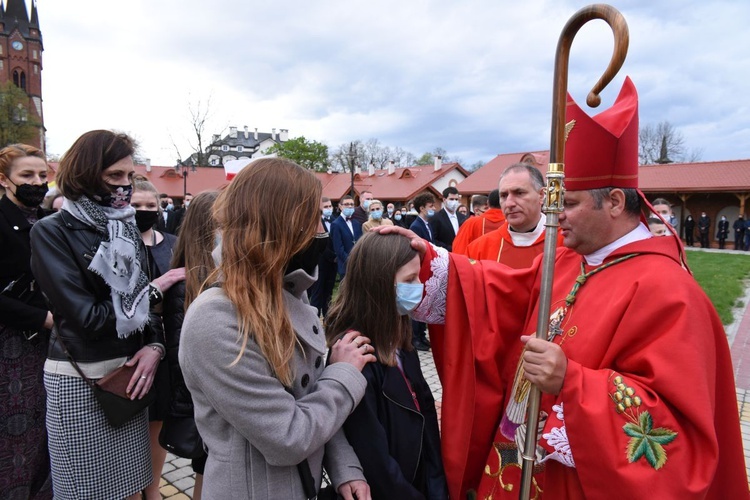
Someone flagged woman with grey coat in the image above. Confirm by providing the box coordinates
[180,158,376,500]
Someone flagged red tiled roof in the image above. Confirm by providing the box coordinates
[639,159,750,192]
[458,151,549,194]
[47,162,470,201]
[47,164,230,198]
[315,162,470,201]
[460,152,750,194]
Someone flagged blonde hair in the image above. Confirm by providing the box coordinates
[209,158,322,386]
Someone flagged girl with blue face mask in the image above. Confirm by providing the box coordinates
[325,232,448,499]
[361,199,394,233]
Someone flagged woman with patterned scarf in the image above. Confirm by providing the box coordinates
[30,130,165,499]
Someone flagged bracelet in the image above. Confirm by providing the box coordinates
[149,344,166,360]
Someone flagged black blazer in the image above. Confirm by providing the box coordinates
[429,208,466,251]
[165,208,185,234]
[342,349,448,500]
[0,195,48,331]
[409,217,433,243]
[320,215,337,263]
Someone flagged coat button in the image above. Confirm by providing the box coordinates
[312,325,319,335]
[315,356,322,368]
[301,374,310,388]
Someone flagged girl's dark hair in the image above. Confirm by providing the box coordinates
[57,130,136,200]
[325,232,417,366]
[170,191,220,308]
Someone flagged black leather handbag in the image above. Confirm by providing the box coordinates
[58,335,155,428]
[159,415,205,458]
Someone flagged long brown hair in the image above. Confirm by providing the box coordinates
[325,232,416,366]
[170,191,219,308]
[208,158,321,386]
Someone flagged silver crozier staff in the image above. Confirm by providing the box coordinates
[518,4,630,499]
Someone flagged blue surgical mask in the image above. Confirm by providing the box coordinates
[387,208,394,215]
[342,207,355,218]
[394,214,402,221]
[322,208,333,218]
[363,200,372,210]
[370,210,383,221]
[427,209,435,218]
[395,282,424,315]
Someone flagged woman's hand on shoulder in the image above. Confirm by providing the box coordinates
[329,330,376,371]
[338,479,371,500]
[152,267,186,292]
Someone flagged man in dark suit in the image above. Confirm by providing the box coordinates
[351,190,373,225]
[408,192,436,351]
[309,197,338,317]
[167,193,193,235]
[429,186,467,251]
[330,195,362,278]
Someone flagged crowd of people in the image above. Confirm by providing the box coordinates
[0,73,748,500]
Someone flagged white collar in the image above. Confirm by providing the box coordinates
[584,223,652,266]
[444,207,457,218]
[508,214,546,247]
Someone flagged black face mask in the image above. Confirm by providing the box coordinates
[135,210,159,232]
[8,180,48,208]
[287,234,329,276]
[93,183,133,209]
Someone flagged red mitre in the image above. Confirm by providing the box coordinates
[564,76,639,190]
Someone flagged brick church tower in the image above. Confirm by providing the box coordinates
[0,0,44,150]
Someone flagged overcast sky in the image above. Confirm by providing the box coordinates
[36,0,749,168]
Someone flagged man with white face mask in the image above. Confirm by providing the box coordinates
[429,186,466,251]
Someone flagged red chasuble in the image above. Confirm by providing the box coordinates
[419,236,749,499]
[453,209,506,255]
[465,222,564,268]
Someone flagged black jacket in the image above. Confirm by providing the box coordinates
[163,280,193,417]
[429,208,466,251]
[0,195,48,332]
[30,210,160,362]
[342,349,448,500]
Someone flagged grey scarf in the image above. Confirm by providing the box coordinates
[62,197,150,338]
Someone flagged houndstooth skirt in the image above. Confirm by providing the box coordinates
[44,372,151,499]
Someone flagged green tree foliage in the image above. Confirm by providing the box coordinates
[0,82,40,147]
[267,136,330,171]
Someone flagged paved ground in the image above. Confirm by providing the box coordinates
[160,248,750,497]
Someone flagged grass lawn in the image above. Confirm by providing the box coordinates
[687,251,750,324]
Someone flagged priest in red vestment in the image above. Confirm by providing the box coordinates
[396,77,749,499]
[466,163,564,267]
[453,190,505,255]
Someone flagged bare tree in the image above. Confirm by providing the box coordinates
[639,121,703,165]
[187,96,212,167]
[330,139,459,171]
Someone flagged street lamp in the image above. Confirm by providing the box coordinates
[174,159,187,198]
[347,142,356,198]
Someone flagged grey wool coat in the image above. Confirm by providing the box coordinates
[180,270,368,499]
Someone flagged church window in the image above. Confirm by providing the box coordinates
[34,64,38,74]
[237,146,244,152]
[13,70,19,87]
[221,145,229,152]
[32,50,38,59]
[20,72,26,91]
